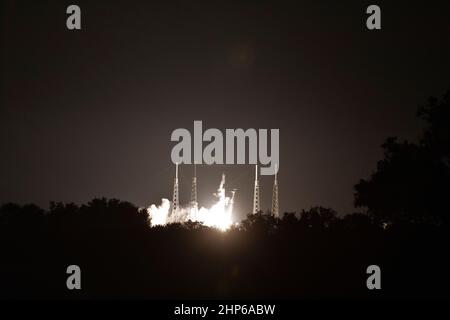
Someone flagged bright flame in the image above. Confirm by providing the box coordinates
[147,174,234,231]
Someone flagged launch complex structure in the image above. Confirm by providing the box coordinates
[170,164,280,219]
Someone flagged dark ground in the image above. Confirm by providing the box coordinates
[1,202,449,300]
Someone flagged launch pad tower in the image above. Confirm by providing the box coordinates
[172,163,179,216]
[252,165,260,214]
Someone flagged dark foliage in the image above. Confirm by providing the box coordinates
[354,90,450,225]
[1,201,449,299]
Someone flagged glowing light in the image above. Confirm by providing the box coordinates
[147,175,234,231]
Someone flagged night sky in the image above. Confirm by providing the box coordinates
[2,0,450,220]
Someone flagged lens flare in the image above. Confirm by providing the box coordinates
[147,175,234,231]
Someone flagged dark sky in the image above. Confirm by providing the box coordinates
[2,0,450,220]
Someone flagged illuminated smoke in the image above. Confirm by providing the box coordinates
[147,198,171,226]
[147,175,234,231]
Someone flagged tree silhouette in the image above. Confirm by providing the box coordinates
[240,211,277,235]
[0,203,44,229]
[299,206,338,229]
[354,90,450,225]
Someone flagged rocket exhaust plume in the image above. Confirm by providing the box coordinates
[147,169,234,231]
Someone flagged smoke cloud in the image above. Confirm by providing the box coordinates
[147,176,235,231]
